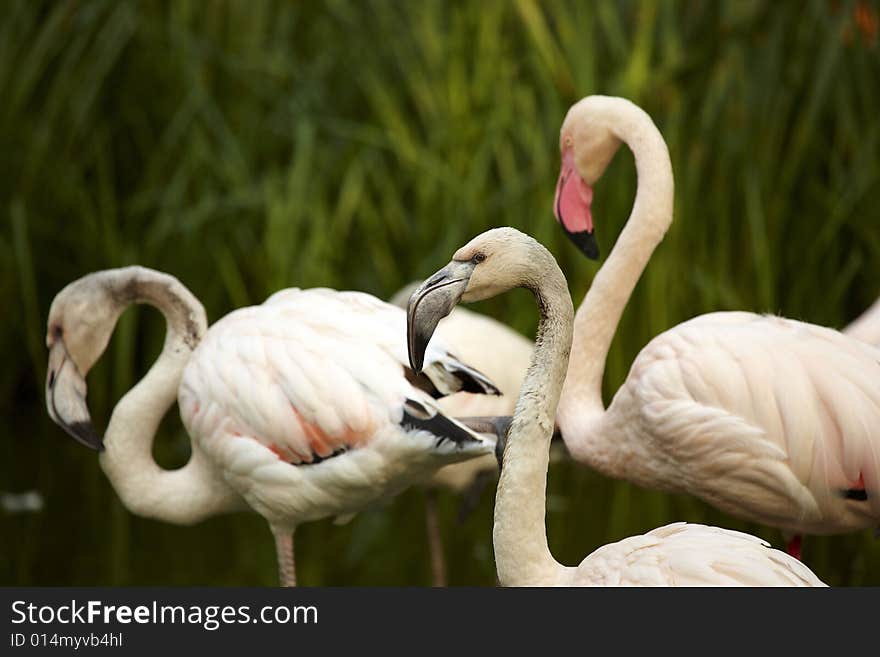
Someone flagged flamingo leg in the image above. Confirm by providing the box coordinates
[425,491,447,587]
[785,534,803,561]
[273,527,296,587]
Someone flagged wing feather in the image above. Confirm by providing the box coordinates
[180,288,498,465]
[627,312,880,528]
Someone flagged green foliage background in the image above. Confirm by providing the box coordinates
[2,0,879,586]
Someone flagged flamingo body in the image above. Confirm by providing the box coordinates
[572,311,880,535]
[179,287,496,530]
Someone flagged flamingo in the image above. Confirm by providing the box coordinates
[550,95,880,560]
[406,226,825,585]
[390,281,533,585]
[844,296,880,344]
[45,266,499,586]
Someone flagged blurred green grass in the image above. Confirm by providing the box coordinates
[2,0,879,586]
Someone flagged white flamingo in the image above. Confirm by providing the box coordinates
[844,296,880,344]
[45,266,499,586]
[407,226,825,586]
[550,95,880,559]
[390,281,533,585]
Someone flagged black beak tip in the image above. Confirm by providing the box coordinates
[65,421,105,452]
[409,328,430,373]
[565,229,599,260]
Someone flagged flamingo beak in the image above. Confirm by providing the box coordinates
[406,260,475,372]
[46,340,103,451]
[554,149,599,260]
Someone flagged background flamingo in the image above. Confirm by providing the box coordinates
[45,266,499,585]
[551,95,880,560]
[407,226,825,586]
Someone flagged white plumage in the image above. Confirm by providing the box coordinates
[180,287,496,529]
[572,522,823,586]
[609,312,880,534]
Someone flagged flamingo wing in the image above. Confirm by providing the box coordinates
[180,288,499,466]
[626,311,880,529]
[429,305,533,416]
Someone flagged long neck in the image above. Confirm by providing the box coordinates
[98,268,241,524]
[493,255,573,586]
[558,104,674,457]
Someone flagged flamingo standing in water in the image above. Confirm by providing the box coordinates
[45,266,499,586]
[407,226,825,586]
[550,95,880,559]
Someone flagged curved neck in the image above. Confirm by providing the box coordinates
[558,103,674,449]
[493,253,573,586]
[98,268,240,524]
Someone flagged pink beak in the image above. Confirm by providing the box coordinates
[553,148,598,259]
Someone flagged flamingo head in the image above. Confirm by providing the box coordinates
[45,270,131,451]
[407,227,555,371]
[554,96,626,260]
